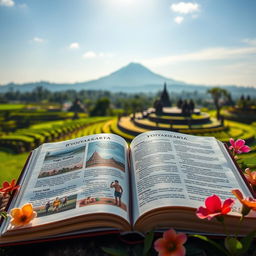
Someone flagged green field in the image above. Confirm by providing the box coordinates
[0,107,256,184]
[0,151,29,183]
[0,104,25,110]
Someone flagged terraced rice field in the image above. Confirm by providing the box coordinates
[1,114,256,184]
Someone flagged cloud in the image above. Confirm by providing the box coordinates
[174,16,184,24]
[0,0,15,7]
[142,46,256,67]
[33,37,45,43]
[242,38,256,46]
[82,51,113,59]
[171,2,199,14]
[69,42,80,49]
[83,51,97,59]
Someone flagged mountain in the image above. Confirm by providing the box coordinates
[0,62,255,96]
[0,63,186,93]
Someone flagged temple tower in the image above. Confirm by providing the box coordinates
[160,82,171,107]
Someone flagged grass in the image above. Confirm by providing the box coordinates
[0,104,25,110]
[0,151,30,184]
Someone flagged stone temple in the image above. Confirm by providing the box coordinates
[117,83,224,141]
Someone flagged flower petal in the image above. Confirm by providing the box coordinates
[22,203,33,217]
[229,138,235,147]
[196,206,210,219]
[154,238,167,252]
[10,208,22,219]
[239,145,251,153]
[2,181,10,189]
[11,218,23,227]
[170,245,186,256]
[163,229,176,241]
[242,198,256,209]
[205,195,221,213]
[175,233,187,245]
[232,189,244,203]
[234,139,245,149]
[222,198,235,214]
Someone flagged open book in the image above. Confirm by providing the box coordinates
[0,130,255,245]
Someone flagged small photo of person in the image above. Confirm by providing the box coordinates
[110,180,123,207]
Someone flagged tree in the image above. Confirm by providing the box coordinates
[207,87,229,120]
[90,97,111,116]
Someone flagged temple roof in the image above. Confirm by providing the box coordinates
[160,82,171,107]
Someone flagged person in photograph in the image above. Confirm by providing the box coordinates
[45,201,51,214]
[62,196,67,208]
[110,180,123,207]
[53,197,61,212]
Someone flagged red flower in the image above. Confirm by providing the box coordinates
[154,229,187,256]
[229,138,251,155]
[0,179,20,195]
[196,194,234,220]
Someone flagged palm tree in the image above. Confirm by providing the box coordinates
[207,87,229,120]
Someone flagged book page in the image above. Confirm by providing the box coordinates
[4,134,130,231]
[130,130,253,224]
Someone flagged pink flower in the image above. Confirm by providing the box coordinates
[196,194,235,220]
[154,229,187,256]
[244,168,256,186]
[229,138,251,155]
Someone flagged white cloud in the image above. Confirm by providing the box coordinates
[33,37,45,43]
[142,46,256,67]
[83,51,97,59]
[82,51,113,59]
[69,42,80,49]
[0,0,15,7]
[242,38,256,46]
[174,16,184,24]
[171,2,199,14]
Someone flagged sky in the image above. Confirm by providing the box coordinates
[0,0,256,87]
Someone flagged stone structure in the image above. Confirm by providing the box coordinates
[160,82,171,107]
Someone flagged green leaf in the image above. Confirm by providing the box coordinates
[0,211,7,219]
[240,230,256,254]
[224,237,243,255]
[101,247,129,256]
[143,231,154,256]
[190,234,230,256]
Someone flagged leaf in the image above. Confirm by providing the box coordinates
[224,237,243,255]
[143,231,154,256]
[240,230,256,254]
[0,211,7,219]
[190,235,230,256]
[101,247,129,256]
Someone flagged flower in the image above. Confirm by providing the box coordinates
[196,194,234,220]
[232,189,256,214]
[244,168,256,186]
[10,203,37,227]
[0,179,20,195]
[229,138,251,155]
[154,229,187,256]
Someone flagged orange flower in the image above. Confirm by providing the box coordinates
[154,229,187,256]
[0,179,20,195]
[10,203,37,227]
[244,168,256,186]
[232,189,256,216]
